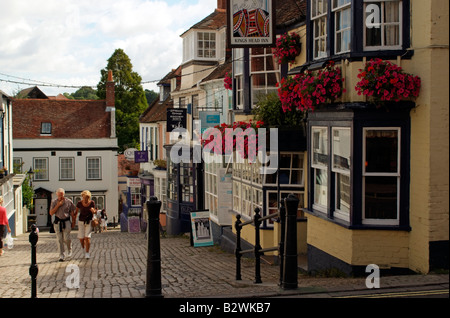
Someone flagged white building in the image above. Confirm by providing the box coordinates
[12,74,118,229]
[1,89,25,236]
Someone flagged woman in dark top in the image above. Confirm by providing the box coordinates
[73,190,96,259]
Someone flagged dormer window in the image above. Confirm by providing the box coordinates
[182,30,225,63]
[198,32,216,58]
[41,122,52,135]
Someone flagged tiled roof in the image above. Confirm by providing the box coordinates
[181,9,227,36]
[201,59,232,83]
[12,98,112,139]
[276,0,307,27]
[139,97,172,124]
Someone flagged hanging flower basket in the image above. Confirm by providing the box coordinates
[355,58,421,104]
[224,72,233,90]
[277,61,345,112]
[273,32,302,64]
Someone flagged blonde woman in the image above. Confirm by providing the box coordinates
[0,196,11,256]
[73,190,96,259]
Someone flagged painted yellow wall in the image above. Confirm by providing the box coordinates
[407,0,449,273]
[307,214,409,268]
[303,0,448,274]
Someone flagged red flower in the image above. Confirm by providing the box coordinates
[273,32,302,65]
[277,61,344,112]
[224,72,232,90]
[355,59,421,104]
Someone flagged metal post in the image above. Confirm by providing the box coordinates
[29,224,39,298]
[278,199,286,286]
[253,208,262,284]
[282,194,299,290]
[146,197,163,298]
[235,215,242,281]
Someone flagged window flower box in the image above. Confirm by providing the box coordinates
[355,58,421,105]
[277,61,345,112]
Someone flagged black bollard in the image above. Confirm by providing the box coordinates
[253,208,262,284]
[29,224,39,298]
[146,197,163,298]
[282,194,299,290]
[278,199,286,287]
[235,215,242,281]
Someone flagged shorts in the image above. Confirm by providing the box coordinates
[78,221,92,239]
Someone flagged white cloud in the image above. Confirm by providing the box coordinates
[0,0,217,96]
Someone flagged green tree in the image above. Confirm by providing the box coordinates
[145,89,158,106]
[97,49,148,152]
[64,86,98,100]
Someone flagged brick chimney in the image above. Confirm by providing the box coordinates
[106,70,115,108]
[217,0,226,10]
[105,70,116,138]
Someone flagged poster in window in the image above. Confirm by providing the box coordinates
[190,211,214,247]
[227,0,276,48]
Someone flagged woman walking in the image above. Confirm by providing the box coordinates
[73,190,96,259]
[0,196,12,256]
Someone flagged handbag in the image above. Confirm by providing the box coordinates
[5,233,14,249]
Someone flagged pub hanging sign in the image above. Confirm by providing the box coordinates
[227,0,276,48]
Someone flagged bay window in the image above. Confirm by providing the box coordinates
[307,106,411,229]
[306,0,410,62]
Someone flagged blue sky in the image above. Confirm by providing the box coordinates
[0,0,218,96]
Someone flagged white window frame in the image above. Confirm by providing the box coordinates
[250,48,281,106]
[332,127,351,222]
[362,127,401,225]
[59,157,75,180]
[311,0,329,59]
[311,126,329,213]
[197,32,217,59]
[33,157,48,181]
[86,157,101,180]
[363,0,403,51]
[333,0,352,54]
